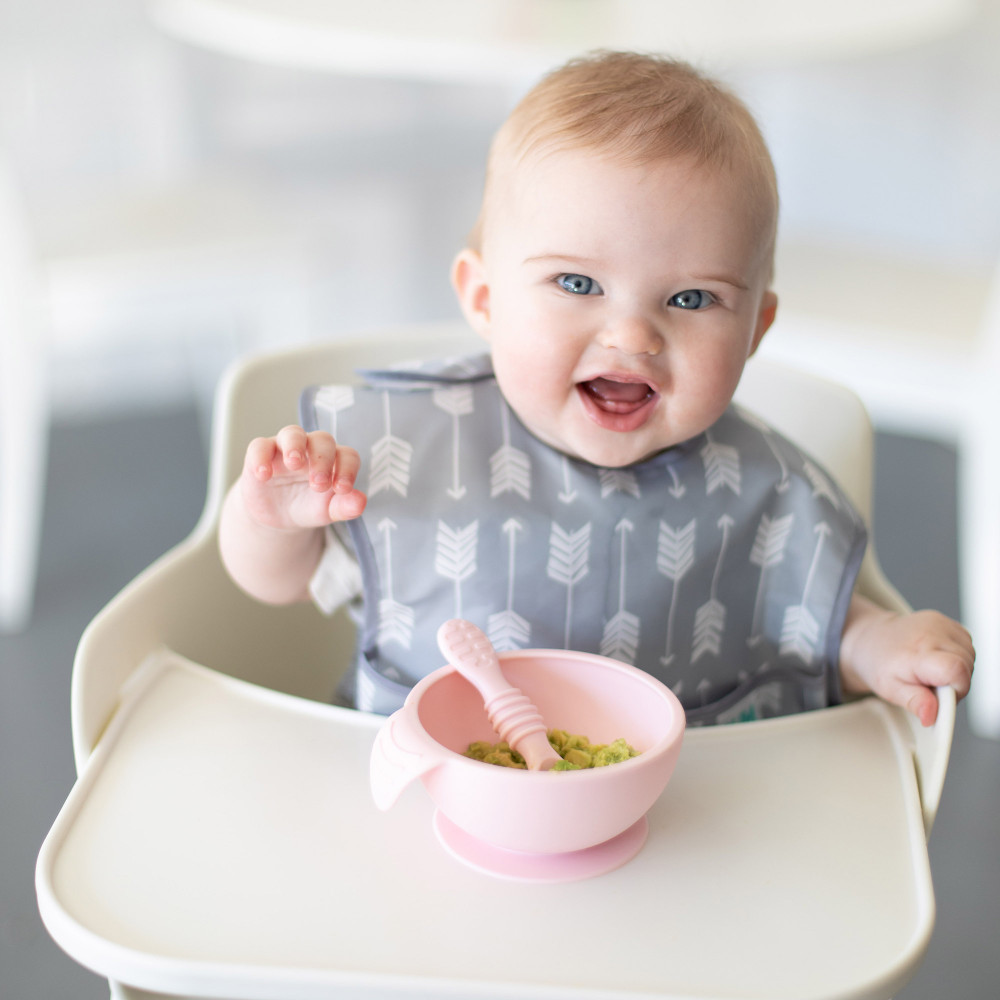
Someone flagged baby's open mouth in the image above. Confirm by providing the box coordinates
[579,377,656,414]
[577,375,659,433]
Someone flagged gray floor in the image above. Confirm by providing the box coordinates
[1,409,997,998]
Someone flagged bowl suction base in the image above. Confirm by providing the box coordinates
[433,812,649,883]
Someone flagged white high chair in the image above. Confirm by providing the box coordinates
[37,323,955,1000]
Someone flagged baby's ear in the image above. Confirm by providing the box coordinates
[451,248,492,340]
[749,290,778,355]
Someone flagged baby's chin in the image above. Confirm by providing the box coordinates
[571,442,671,469]
[539,427,673,469]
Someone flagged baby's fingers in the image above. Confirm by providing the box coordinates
[325,446,365,520]
[275,425,313,475]
[241,427,364,525]
[916,619,974,701]
[329,444,361,494]
[270,427,346,490]
[245,436,282,482]
[244,426,312,481]
[328,488,366,522]
[886,649,973,727]
[927,647,974,701]
[302,433,362,497]
[872,670,941,728]
[905,685,941,728]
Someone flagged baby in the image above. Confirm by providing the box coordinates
[220,51,973,725]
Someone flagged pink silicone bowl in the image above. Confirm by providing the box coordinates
[370,649,686,856]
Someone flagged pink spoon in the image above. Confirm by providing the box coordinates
[436,619,562,771]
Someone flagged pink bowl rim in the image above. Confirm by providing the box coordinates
[407,647,687,774]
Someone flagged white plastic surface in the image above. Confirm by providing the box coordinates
[39,650,935,1000]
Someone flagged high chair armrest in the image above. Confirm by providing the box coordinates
[71,517,352,772]
[850,543,953,838]
[905,684,956,838]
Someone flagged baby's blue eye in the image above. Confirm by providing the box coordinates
[557,274,602,295]
[669,289,715,310]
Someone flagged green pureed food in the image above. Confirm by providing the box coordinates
[465,729,639,770]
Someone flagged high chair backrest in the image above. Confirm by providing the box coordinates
[71,322,951,831]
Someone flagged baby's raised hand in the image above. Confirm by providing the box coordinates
[240,425,366,530]
[840,596,974,727]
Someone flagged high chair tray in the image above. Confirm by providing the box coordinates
[38,650,933,1000]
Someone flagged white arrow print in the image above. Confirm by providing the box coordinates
[780,522,831,663]
[692,514,734,662]
[601,519,640,664]
[701,431,741,495]
[658,519,696,666]
[433,384,474,500]
[803,460,842,510]
[313,385,354,436]
[558,455,578,504]
[599,468,640,499]
[488,518,531,651]
[375,517,415,649]
[779,605,820,664]
[668,465,686,499]
[368,392,412,497]
[692,601,726,663]
[547,522,591,648]
[490,404,531,499]
[435,520,478,619]
[748,512,795,645]
[696,676,713,706]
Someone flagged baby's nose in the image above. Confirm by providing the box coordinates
[598,314,663,356]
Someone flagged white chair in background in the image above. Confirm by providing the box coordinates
[0,0,318,637]
[0,151,311,633]
[36,170,313,411]
[37,326,955,1000]
[0,155,48,633]
[759,237,999,740]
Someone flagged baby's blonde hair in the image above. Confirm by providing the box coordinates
[471,51,778,271]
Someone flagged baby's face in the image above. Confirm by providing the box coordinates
[454,149,777,468]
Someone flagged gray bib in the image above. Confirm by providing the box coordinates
[302,354,866,725]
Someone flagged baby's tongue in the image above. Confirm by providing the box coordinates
[585,378,651,405]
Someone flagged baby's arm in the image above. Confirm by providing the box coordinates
[219,425,366,605]
[838,594,974,727]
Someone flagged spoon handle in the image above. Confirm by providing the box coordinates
[437,619,561,771]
